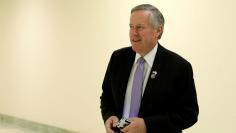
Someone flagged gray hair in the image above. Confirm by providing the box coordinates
[131,4,165,38]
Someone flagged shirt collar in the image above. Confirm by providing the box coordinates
[134,43,158,67]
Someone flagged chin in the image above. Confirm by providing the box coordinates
[131,45,141,53]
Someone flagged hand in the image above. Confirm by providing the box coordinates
[105,116,119,133]
[121,117,147,133]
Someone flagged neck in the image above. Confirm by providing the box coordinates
[139,43,157,57]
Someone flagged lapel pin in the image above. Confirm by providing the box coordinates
[151,71,157,79]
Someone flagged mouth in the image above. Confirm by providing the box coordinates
[132,39,141,43]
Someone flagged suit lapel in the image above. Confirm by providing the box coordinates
[121,49,135,95]
[117,48,136,113]
[140,44,166,109]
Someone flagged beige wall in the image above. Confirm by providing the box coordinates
[0,0,236,132]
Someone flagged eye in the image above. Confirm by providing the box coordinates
[136,25,145,31]
[129,25,134,29]
[129,24,145,31]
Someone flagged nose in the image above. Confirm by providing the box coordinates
[130,28,139,36]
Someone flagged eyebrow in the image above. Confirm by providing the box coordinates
[129,24,145,26]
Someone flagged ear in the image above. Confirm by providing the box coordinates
[155,26,164,39]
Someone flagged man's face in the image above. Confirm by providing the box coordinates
[129,10,161,56]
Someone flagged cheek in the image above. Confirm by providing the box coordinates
[147,31,156,39]
[140,32,152,40]
[129,30,135,37]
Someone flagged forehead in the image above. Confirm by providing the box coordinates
[130,10,151,25]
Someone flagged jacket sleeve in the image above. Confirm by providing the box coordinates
[100,52,116,122]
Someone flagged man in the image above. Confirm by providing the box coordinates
[100,4,199,133]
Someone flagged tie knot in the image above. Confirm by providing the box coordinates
[138,57,145,64]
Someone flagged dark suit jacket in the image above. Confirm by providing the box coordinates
[100,44,199,133]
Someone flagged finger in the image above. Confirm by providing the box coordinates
[121,125,129,133]
[105,123,114,133]
[105,122,114,133]
[112,117,119,123]
[106,128,114,133]
[112,122,117,128]
[105,121,111,128]
[112,117,119,127]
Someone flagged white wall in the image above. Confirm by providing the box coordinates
[0,0,236,133]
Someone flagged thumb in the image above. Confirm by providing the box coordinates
[121,125,129,133]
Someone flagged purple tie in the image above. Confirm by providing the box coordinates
[129,57,145,118]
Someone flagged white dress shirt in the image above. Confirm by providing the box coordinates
[122,44,158,118]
